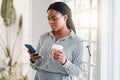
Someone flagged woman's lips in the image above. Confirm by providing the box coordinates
[51,25,56,29]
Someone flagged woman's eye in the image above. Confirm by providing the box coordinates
[48,17,50,21]
[52,17,58,20]
[47,17,59,21]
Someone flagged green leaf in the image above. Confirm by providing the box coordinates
[1,0,16,27]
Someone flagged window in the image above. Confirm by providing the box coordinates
[55,0,98,80]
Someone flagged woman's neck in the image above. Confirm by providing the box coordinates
[53,28,70,40]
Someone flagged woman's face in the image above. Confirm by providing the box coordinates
[47,9,67,32]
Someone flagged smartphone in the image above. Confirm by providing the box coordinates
[25,44,36,53]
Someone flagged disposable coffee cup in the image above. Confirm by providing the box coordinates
[51,44,63,59]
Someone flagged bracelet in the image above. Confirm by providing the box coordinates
[62,59,67,65]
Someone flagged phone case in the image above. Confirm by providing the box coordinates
[25,44,36,53]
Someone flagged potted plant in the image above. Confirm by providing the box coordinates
[0,0,28,80]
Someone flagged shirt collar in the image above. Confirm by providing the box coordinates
[48,29,75,38]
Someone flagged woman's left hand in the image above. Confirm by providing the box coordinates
[52,50,66,65]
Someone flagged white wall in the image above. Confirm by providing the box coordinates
[32,0,52,46]
[30,0,52,80]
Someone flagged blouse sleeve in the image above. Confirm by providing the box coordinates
[30,36,42,70]
[62,40,84,76]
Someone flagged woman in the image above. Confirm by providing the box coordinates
[29,2,83,80]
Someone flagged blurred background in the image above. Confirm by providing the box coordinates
[0,0,120,80]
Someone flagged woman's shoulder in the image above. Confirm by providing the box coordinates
[69,30,83,45]
[40,31,52,38]
[72,33,83,42]
[70,30,82,42]
[38,31,52,43]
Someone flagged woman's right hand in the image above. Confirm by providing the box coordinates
[28,50,40,63]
